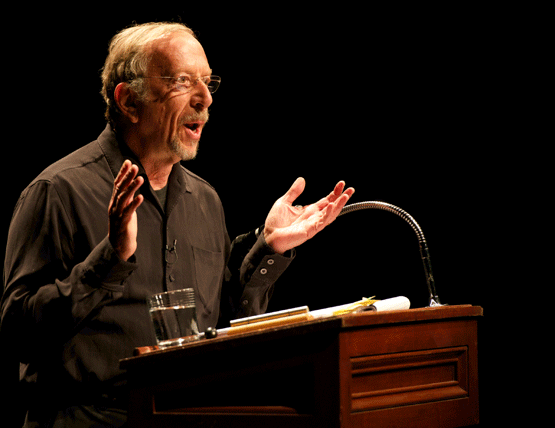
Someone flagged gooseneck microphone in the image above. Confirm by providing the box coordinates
[338,201,443,307]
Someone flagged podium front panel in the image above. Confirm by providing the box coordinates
[121,305,482,427]
[338,306,481,427]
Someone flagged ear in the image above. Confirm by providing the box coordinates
[114,82,140,124]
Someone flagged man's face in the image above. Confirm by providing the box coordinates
[136,32,213,162]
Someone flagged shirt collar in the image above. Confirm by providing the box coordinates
[97,123,193,201]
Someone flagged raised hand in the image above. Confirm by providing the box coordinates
[108,160,144,261]
[264,177,355,254]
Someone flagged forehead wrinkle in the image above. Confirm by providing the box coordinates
[146,33,210,77]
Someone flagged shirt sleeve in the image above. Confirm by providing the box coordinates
[0,180,137,362]
[218,226,295,326]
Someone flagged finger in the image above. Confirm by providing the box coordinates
[342,186,355,199]
[333,181,346,196]
[114,161,141,196]
[327,189,355,220]
[117,190,144,230]
[122,193,144,219]
[282,177,306,205]
[114,160,132,187]
[119,164,140,192]
[117,175,144,211]
[316,188,354,227]
[314,181,347,210]
[112,162,140,204]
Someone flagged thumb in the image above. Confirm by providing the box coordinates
[282,177,306,205]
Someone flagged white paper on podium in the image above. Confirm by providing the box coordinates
[310,296,410,319]
[371,296,411,312]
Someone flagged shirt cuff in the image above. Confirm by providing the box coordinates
[81,236,138,291]
[241,233,295,278]
[238,233,295,316]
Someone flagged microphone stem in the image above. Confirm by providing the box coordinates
[338,201,442,307]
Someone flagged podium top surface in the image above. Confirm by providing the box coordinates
[121,305,482,369]
[340,304,482,328]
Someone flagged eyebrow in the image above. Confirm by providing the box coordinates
[175,68,213,76]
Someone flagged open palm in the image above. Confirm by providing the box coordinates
[264,178,355,254]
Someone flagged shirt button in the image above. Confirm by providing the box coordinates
[267,258,275,265]
[242,299,249,306]
[169,274,175,282]
[260,268,268,275]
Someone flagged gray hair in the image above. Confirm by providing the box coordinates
[100,22,196,126]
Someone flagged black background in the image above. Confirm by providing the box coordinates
[1,3,523,426]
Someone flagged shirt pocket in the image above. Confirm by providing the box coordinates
[191,246,225,315]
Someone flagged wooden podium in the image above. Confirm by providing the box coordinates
[121,305,482,428]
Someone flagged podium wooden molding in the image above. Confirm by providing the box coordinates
[121,305,482,428]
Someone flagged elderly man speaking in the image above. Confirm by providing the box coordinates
[1,22,354,427]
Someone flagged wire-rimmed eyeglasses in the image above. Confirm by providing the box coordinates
[140,74,221,94]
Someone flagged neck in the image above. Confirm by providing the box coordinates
[122,128,178,191]
[143,160,173,190]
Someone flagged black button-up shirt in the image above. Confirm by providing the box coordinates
[1,124,294,408]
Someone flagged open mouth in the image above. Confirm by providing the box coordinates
[184,123,200,131]
[183,122,204,138]
[182,111,208,139]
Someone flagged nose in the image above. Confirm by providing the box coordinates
[190,79,213,111]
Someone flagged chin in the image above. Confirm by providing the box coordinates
[170,137,199,161]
